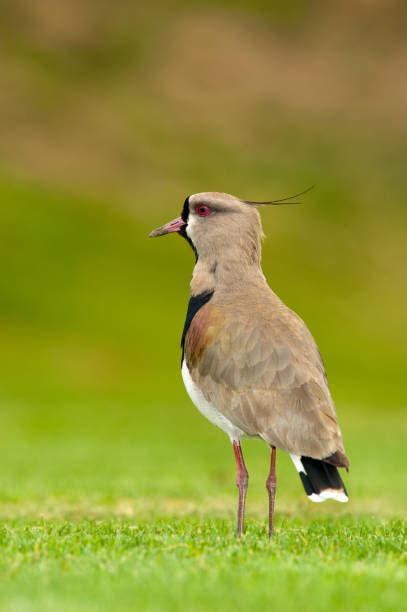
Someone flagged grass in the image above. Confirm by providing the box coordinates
[0,394,405,610]
[0,518,405,612]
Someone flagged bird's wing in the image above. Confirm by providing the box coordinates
[185,300,347,461]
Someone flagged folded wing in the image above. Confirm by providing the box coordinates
[184,299,348,462]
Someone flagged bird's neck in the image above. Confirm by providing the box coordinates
[190,253,266,296]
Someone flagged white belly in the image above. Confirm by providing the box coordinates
[181,360,244,441]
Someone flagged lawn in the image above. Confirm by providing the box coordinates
[0,392,405,611]
[0,517,404,612]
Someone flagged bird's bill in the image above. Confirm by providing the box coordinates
[149,216,186,238]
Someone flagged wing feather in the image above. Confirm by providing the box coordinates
[185,296,346,459]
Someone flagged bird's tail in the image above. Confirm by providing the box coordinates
[290,454,349,503]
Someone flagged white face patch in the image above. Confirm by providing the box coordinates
[185,212,197,245]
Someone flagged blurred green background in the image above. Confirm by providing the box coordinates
[0,1,406,610]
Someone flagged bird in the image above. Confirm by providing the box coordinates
[149,191,349,537]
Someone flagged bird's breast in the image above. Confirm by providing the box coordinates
[181,358,245,441]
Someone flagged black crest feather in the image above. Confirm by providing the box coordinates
[242,185,314,207]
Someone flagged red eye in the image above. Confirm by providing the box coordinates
[195,205,212,217]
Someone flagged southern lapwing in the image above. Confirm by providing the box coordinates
[150,192,349,537]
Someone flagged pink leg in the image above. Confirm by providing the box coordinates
[266,446,277,537]
[232,440,249,537]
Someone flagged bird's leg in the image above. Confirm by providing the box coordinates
[232,440,249,537]
[266,446,277,538]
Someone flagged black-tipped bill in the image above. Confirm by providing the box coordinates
[149,216,186,238]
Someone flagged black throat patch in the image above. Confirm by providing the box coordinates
[181,196,190,222]
[181,290,214,363]
[179,196,198,261]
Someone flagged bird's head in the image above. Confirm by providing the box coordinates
[150,193,264,262]
[149,190,309,264]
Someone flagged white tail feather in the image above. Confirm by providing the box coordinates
[290,454,348,503]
